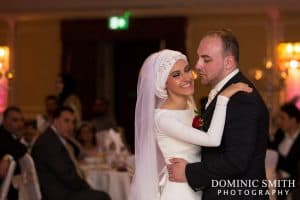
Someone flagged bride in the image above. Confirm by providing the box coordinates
[129,49,252,200]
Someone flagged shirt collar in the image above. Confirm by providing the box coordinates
[50,125,67,145]
[211,69,239,94]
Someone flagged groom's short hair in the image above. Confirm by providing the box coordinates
[205,28,239,64]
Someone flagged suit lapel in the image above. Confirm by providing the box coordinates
[47,128,70,156]
[203,72,244,131]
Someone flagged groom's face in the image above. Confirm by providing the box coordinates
[195,36,227,87]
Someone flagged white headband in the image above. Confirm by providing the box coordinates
[154,49,187,99]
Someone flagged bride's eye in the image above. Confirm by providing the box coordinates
[170,71,180,78]
[172,73,180,78]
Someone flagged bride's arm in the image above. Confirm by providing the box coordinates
[155,95,228,147]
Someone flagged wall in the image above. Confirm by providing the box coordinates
[13,20,61,119]
[0,22,8,45]
[1,11,300,120]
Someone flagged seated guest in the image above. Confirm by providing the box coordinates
[76,123,99,158]
[268,102,300,200]
[0,106,27,199]
[90,98,117,132]
[31,106,110,200]
[56,74,82,127]
[20,120,40,153]
[36,95,58,133]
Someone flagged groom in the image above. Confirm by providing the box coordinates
[167,29,269,199]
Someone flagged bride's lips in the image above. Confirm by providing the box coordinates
[180,81,193,88]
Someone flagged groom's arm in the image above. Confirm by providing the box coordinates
[185,92,262,191]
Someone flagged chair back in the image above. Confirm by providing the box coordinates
[17,154,41,200]
[0,158,16,200]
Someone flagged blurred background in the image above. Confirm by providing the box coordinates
[0,0,300,151]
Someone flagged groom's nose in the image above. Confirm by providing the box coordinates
[195,59,204,71]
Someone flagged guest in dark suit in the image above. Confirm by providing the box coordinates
[168,28,269,200]
[0,106,27,200]
[268,103,300,199]
[31,106,110,200]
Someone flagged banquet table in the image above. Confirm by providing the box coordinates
[80,163,131,200]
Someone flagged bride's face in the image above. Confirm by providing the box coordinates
[166,59,194,97]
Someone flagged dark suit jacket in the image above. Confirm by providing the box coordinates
[268,128,300,181]
[31,127,90,200]
[0,125,27,187]
[0,125,27,160]
[186,72,269,200]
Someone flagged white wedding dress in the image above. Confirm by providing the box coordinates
[154,96,228,200]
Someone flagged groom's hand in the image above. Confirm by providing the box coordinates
[167,158,188,182]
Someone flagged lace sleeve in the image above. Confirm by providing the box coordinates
[155,96,228,147]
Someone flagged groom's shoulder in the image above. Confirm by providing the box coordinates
[231,73,262,100]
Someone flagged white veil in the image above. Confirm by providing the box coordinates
[129,49,188,200]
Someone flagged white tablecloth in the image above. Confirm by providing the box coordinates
[80,164,130,200]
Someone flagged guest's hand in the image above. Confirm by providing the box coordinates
[0,159,10,178]
[125,155,135,182]
[167,158,188,182]
[126,165,135,183]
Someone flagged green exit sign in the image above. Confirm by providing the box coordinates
[108,11,131,30]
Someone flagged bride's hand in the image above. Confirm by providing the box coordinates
[220,82,252,98]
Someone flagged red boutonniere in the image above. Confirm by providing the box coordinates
[192,109,204,129]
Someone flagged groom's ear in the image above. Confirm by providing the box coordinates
[224,55,235,71]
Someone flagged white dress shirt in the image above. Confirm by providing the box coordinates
[205,69,239,108]
[278,129,300,158]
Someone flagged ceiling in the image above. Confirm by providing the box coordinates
[1,0,300,20]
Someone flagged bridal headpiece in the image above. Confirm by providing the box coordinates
[154,49,187,99]
[129,49,188,200]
